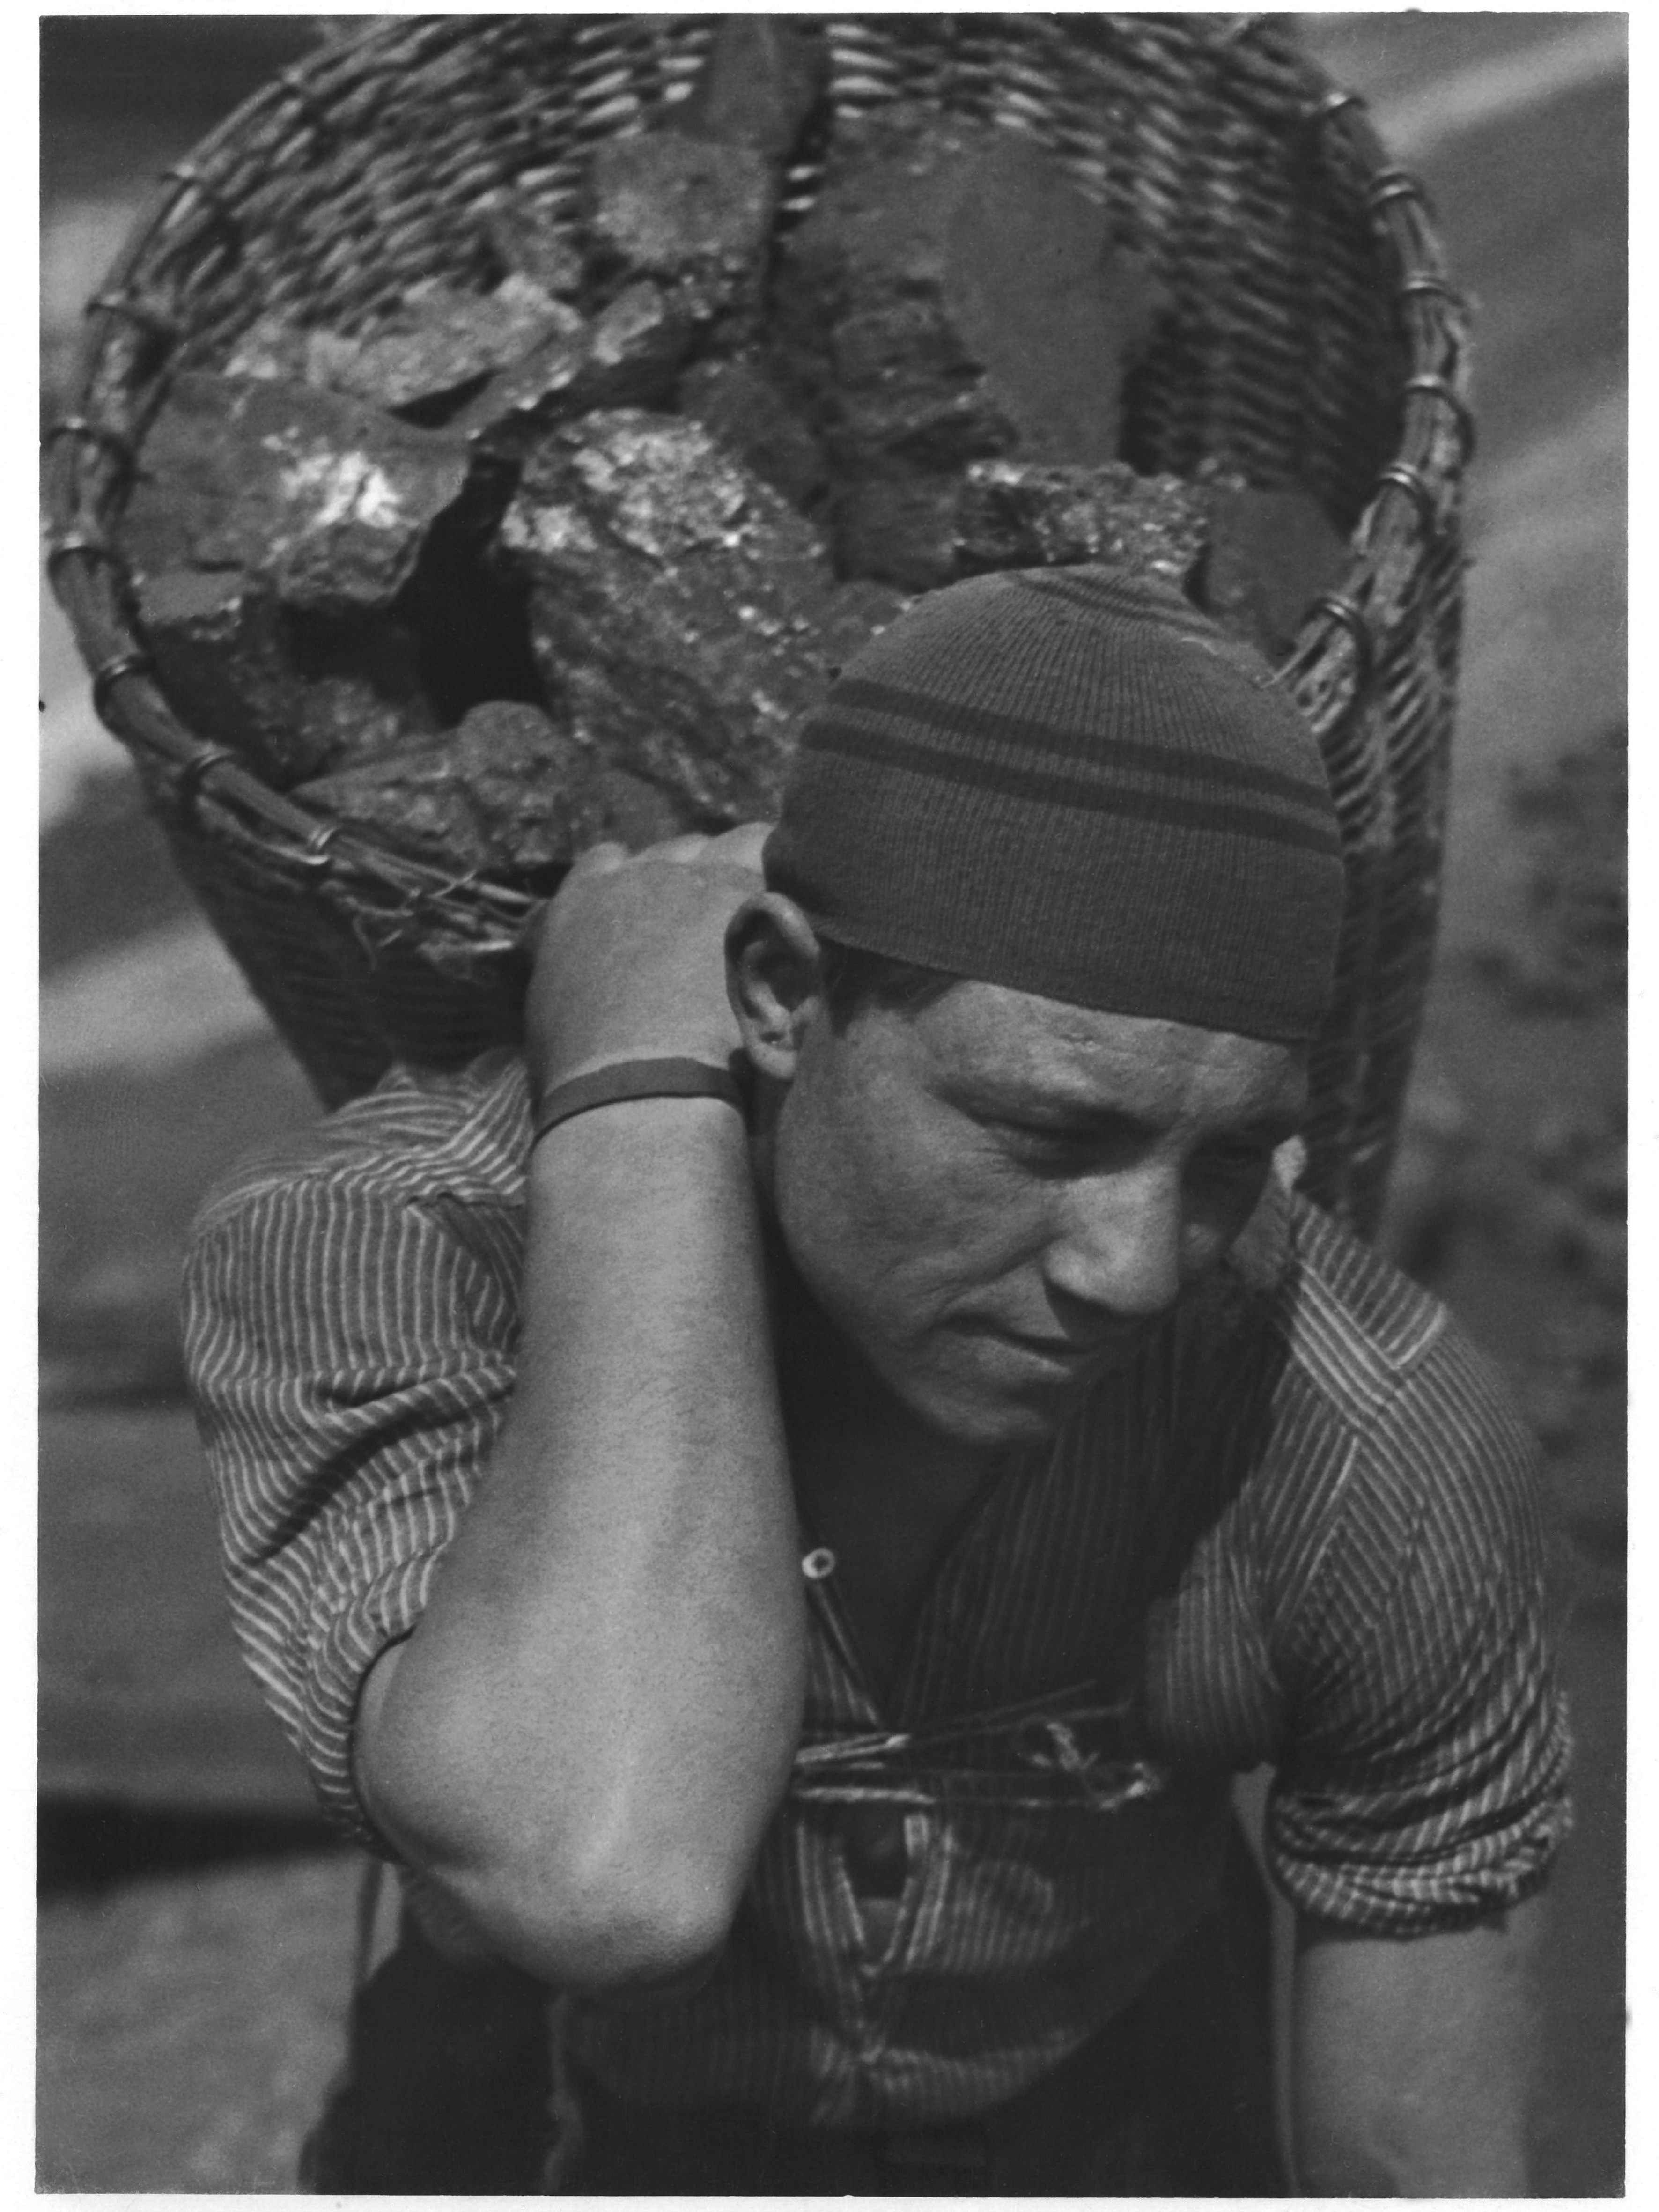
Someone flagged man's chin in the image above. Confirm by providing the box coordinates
[897,1363,1085,1453]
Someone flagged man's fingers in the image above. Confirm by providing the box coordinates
[709,822,773,871]
[573,825,771,885]
[568,839,630,880]
[648,833,715,864]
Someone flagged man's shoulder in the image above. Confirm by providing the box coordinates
[1251,1194,1538,1537]
[1272,1194,1454,1430]
[1200,1199,1548,1710]
[192,1048,531,1242]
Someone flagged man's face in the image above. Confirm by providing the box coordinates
[767,979,1308,1450]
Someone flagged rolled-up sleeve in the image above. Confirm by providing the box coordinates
[184,1166,521,1851]
[1266,1322,1573,1933]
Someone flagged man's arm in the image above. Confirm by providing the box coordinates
[1290,1894,1544,2195]
[1254,1244,1571,2193]
[356,830,808,1994]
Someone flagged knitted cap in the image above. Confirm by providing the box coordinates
[765,565,1344,1045]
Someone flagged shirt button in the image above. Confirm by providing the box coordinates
[801,1547,836,1580]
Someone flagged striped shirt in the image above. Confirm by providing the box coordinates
[184,1049,1571,2129]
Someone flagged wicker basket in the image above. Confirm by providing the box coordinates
[46,12,1471,1235]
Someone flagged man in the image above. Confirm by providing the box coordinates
[185,566,1569,2193]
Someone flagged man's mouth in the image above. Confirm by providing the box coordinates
[953,1317,1140,1367]
[997,1327,1095,1360]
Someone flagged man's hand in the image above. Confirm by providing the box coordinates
[1291,1896,1544,2194]
[526,825,770,1098]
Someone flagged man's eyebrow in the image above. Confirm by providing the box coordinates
[941,1070,1305,1137]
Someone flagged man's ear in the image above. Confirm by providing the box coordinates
[725,892,825,1081]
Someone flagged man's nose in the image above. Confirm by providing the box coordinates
[1041,1167,1186,1319]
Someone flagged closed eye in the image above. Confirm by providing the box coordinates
[990,1114,1146,1169]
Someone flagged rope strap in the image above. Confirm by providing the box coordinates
[789,1684,1170,1815]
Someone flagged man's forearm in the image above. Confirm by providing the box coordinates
[1291,1897,1543,2194]
[358,1095,806,1990]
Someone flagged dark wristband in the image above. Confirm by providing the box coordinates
[531,1055,749,1146]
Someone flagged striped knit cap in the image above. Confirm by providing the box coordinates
[764,565,1344,1045]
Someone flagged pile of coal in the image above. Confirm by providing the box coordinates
[117,15,1351,897]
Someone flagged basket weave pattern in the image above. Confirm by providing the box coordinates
[48,13,1470,1235]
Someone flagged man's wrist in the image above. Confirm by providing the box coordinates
[527,1088,753,1187]
[531,1055,749,1147]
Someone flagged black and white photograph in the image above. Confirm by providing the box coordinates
[39,9,1626,2194]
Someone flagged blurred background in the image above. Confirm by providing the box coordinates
[39,13,1625,2193]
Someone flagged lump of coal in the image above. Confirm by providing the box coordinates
[136,569,315,783]
[223,317,361,389]
[285,606,444,771]
[581,281,703,399]
[122,372,472,616]
[481,197,587,298]
[294,700,604,877]
[570,18,825,347]
[677,354,827,509]
[453,282,699,451]
[676,15,827,165]
[774,109,1160,478]
[775,114,1015,475]
[136,568,439,785]
[941,132,1160,465]
[454,324,592,442]
[833,475,961,592]
[575,19,827,341]
[222,279,585,424]
[583,132,774,329]
[957,460,1212,588]
[1198,485,1350,663]
[295,701,707,879]
[223,317,306,382]
[499,409,905,823]
[296,672,439,778]
[319,275,583,416]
